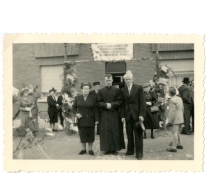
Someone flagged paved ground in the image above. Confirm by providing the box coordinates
[13,119,194,160]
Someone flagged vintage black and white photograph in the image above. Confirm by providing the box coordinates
[12,42,195,161]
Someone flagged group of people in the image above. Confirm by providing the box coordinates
[46,71,146,159]
[46,69,194,160]
[16,70,194,160]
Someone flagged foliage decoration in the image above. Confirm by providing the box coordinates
[61,63,78,135]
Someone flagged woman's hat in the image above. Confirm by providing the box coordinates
[49,87,57,93]
[143,83,150,88]
[20,87,29,96]
[182,77,190,83]
[81,82,92,89]
[93,81,100,86]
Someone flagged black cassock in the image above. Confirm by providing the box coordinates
[97,86,125,152]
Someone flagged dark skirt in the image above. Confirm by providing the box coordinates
[48,111,58,124]
[144,106,159,129]
[78,126,95,143]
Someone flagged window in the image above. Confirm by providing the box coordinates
[40,65,63,97]
[168,73,194,88]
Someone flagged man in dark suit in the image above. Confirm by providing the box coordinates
[121,71,146,160]
[189,80,194,132]
[89,81,100,96]
[178,77,192,135]
[47,87,59,131]
[89,82,100,135]
[57,93,65,127]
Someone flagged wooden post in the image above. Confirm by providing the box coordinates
[155,43,160,68]
[64,43,67,62]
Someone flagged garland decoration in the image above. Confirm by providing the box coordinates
[153,64,174,100]
[150,64,175,126]
[61,63,78,135]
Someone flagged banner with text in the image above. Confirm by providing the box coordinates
[91,43,133,61]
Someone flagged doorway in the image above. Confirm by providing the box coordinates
[105,62,126,88]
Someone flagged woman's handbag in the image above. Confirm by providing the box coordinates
[151,106,159,112]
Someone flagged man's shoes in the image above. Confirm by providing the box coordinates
[104,151,111,155]
[176,145,183,149]
[151,135,155,139]
[186,132,191,135]
[79,150,86,155]
[125,152,134,155]
[166,147,177,152]
[136,157,142,160]
[111,151,118,155]
[89,150,94,155]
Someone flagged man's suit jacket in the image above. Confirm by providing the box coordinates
[89,90,98,96]
[57,95,64,112]
[121,84,146,122]
[178,85,192,110]
[188,86,194,108]
[72,94,99,127]
[47,95,58,113]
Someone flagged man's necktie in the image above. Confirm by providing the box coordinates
[128,86,131,94]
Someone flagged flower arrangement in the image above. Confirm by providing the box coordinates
[153,65,174,100]
[61,63,78,134]
[150,64,175,127]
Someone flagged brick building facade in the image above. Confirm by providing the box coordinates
[13,43,194,118]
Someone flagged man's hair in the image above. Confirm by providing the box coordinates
[169,87,176,96]
[123,70,133,79]
[104,74,113,79]
[123,74,133,79]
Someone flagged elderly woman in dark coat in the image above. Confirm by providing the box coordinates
[143,83,159,139]
[73,83,99,155]
[47,87,59,132]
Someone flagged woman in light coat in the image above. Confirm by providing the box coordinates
[166,87,184,152]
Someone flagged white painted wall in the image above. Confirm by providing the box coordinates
[160,59,194,88]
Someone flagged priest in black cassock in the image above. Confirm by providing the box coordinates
[89,81,101,135]
[97,74,125,155]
